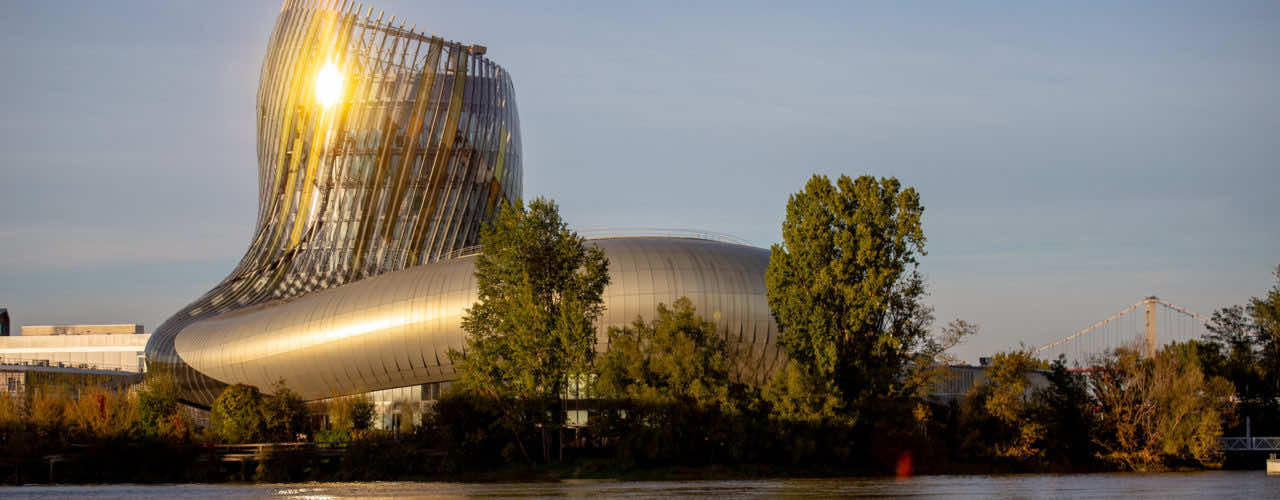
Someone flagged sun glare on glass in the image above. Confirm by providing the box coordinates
[315,61,343,107]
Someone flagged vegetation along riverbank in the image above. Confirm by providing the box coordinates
[2,175,1277,484]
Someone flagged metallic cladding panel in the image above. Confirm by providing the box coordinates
[146,0,522,405]
[170,238,782,402]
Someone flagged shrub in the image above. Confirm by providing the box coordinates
[209,384,265,443]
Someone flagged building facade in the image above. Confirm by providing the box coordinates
[0,324,149,373]
[21,324,144,336]
[147,1,782,408]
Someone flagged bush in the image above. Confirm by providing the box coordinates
[262,382,309,441]
[327,393,375,433]
[426,391,522,469]
[209,384,265,443]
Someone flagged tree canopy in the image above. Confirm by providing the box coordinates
[449,197,611,407]
[595,297,737,410]
[959,351,1048,461]
[209,383,265,444]
[1250,266,1280,396]
[1197,265,1280,401]
[1091,343,1233,470]
[765,174,930,416]
[261,381,309,441]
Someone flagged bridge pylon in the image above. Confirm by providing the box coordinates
[1144,296,1158,358]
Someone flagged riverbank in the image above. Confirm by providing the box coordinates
[10,442,1257,486]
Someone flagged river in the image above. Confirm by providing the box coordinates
[1,472,1275,498]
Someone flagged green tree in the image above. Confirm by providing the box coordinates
[763,362,845,423]
[134,371,182,438]
[448,197,610,457]
[262,380,310,441]
[765,174,929,421]
[1202,305,1264,400]
[1034,356,1099,469]
[596,297,736,409]
[1249,265,1280,398]
[209,383,265,443]
[350,394,375,431]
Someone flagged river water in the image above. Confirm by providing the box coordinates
[1,472,1276,499]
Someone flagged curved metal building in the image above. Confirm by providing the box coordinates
[170,237,782,402]
[147,1,780,406]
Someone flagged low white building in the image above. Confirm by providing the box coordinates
[0,324,150,373]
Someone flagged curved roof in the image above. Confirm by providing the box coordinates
[167,237,781,402]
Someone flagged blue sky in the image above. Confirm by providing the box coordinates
[2,1,1276,363]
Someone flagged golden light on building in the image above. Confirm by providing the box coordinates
[315,61,343,107]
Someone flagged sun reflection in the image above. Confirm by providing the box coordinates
[315,61,343,108]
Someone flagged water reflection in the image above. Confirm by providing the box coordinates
[0,472,1273,499]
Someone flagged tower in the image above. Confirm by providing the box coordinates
[1144,296,1158,358]
[146,0,522,405]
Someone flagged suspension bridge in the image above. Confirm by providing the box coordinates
[1024,297,1279,452]
[1030,296,1214,367]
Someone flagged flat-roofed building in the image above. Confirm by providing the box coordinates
[1,324,149,373]
[21,324,143,336]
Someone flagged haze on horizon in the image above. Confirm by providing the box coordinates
[1,0,1276,364]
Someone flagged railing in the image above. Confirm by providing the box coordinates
[215,442,351,462]
[213,441,445,463]
[434,229,756,263]
[439,245,482,260]
[578,227,754,246]
[1219,436,1280,451]
[0,357,139,373]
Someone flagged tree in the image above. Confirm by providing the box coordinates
[1034,356,1099,469]
[350,395,375,431]
[262,380,309,441]
[134,372,182,438]
[449,198,610,419]
[0,392,20,428]
[1249,265,1280,397]
[765,174,929,421]
[903,318,978,431]
[65,387,137,440]
[325,393,374,433]
[1200,305,1264,400]
[596,298,736,409]
[1091,344,1233,470]
[763,362,844,423]
[921,319,979,368]
[28,390,67,442]
[392,401,419,434]
[209,384,265,444]
[959,350,1047,462]
[448,197,610,462]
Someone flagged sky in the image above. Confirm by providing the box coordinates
[1,1,1277,364]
